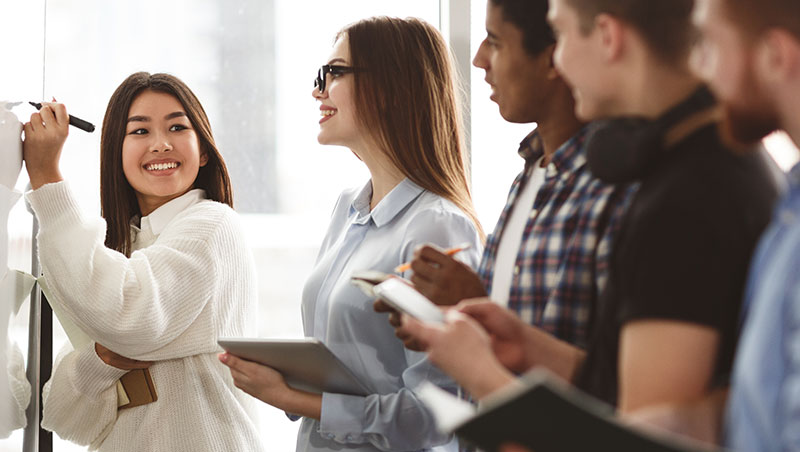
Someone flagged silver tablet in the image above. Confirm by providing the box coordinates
[218,337,370,396]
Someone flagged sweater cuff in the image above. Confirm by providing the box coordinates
[25,181,84,233]
[72,343,128,398]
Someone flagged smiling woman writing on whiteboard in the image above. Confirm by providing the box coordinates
[22,73,264,451]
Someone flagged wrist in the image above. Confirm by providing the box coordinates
[279,387,322,420]
[29,169,63,190]
[465,361,516,400]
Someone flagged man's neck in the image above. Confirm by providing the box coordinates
[625,58,701,120]
[536,94,584,166]
[778,85,800,148]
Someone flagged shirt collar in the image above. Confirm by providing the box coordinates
[518,125,593,176]
[350,178,425,228]
[132,189,207,235]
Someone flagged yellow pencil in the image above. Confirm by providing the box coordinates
[394,243,472,273]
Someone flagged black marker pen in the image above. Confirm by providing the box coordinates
[28,102,95,133]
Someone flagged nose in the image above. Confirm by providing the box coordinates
[473,39,489,70]
[148,130,172,153]
[312,84,327,100]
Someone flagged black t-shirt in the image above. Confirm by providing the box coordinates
[574,123,781,406]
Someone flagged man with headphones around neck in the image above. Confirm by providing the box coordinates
[397,0,781,449]
[545,0,779,415]
[614,1,800,450]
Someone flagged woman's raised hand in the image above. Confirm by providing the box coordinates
[23,102,68,189]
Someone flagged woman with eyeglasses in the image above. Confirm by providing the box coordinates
[220,16,484,452]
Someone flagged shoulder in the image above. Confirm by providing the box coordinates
[406,191,475,228]
[335,185,362,209]
[401,191,482,253]
[641,130,778,230]
[162,200,247,245]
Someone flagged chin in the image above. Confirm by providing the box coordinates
[574,101,598,122]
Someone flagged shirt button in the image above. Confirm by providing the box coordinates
[547,163,558,175]
[529,209,538,218]
[514,265,520,276]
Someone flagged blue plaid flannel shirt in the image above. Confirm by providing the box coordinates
[476,125,635,348]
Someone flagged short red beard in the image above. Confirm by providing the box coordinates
[717,62,780,146]
[720,103,780,145]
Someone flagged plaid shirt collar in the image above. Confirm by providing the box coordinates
[518,125,592,176]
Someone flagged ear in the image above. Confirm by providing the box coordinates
[595,13,625,62]
[544,44,560,81]
[756,29,800,84]
[199,150,209,167]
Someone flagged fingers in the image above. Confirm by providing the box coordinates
[45,102,69,126]
[26,113,41,132]
[26,103,68,131]
[399,314,436,350]
[373,299,396,314]
[458,297,500,320]
[409,245,453,281]
[413,244,449,264]
[38,104,57,126]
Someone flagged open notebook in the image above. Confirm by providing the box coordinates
[417,368,723,452]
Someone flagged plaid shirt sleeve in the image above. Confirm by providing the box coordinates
[477,127,636,348]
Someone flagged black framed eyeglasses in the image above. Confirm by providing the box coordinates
[314,64,357,93]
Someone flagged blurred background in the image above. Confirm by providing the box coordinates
[1,0,797,451]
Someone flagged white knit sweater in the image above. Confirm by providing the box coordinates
[27,182,265,451]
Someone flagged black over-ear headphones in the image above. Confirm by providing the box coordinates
[586,87,718,184]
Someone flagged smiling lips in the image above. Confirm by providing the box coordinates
[144,161,180,172]
[319,106,337,123]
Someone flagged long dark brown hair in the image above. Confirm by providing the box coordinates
[339,17,485,239]
[100,72,233,257]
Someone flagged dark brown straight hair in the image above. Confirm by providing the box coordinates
[566,0,696,64]
[100,72,233,257]
[339,17,484,239]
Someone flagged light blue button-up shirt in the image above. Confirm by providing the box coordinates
[295,178,483,452]
[726,163,799,452]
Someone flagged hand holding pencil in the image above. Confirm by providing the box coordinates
[395,243,472,273]
[401,243,487,306]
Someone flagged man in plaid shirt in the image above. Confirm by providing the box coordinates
[379,0,633,349]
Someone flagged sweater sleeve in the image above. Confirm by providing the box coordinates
[26,182,224,360]
[41,342,126,447]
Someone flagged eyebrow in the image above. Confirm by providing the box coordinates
[127,111,187,123]
[327,57,347,65]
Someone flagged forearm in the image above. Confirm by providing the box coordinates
[461,359,518,400]
[279,389,322,420]
[29,182,228,357]
[523,325,586,382]
[41,344,123,445]
[623,386,729,446]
